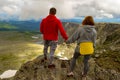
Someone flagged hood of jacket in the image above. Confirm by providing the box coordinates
[45,14,57,22]
[83,25,95,33]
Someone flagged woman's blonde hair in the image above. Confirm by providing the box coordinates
[82,16,95,25]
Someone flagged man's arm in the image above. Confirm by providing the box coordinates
[57,20,68,40]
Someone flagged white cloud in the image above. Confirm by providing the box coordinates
[19,0,76,20]
[0,0,120,20]
[2,5,18,15]
[95,0,120,16]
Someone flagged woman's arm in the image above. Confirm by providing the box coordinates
[66,27,82,44]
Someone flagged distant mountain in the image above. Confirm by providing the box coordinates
[61,18,83,23]
[62,17,120,23]
[0,18,120,31]
[0,19,79,31]
[0,20,40,31]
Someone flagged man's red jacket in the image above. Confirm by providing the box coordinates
[40,14,68,41]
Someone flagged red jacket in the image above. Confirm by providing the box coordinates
[40,14,68,41]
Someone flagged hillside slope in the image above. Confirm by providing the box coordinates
[11,22,120,80]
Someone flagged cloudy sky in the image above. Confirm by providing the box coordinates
[0,0,120,20]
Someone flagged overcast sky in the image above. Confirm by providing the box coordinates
[0,0,120,20]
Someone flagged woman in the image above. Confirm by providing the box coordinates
[66,16,97,77]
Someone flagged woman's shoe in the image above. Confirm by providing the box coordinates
[82,72,87,77]
[67,72,74,77]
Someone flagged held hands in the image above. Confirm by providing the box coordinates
[63,40,71,48]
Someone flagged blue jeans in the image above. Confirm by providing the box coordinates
[70,51,90,75]
[43,40,58,64]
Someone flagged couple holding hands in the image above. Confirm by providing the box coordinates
[40,7,97,78]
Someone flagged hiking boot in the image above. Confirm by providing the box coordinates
[48,64,56,69]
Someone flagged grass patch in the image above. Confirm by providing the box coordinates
[0,23,17,29]
[0,31,43,74]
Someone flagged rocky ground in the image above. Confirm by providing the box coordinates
[0,22,120,80]
[10,55,120,80]
[13,23,120,80]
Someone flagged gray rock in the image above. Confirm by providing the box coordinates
[12,22,120,80]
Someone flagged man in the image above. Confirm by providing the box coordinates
[40,7,68,68]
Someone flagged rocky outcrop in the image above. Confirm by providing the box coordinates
[95,64,120,80]
[14,56,78,80]
[95,23,120,45]
[94,23,120,73]
[13,55,95,80]
[13,56,120,80]
[13,23,120,80]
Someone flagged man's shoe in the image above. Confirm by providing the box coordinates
[48,64,55,69]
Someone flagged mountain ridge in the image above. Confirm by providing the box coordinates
[0,18,120,31]
[11,22,120,80]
